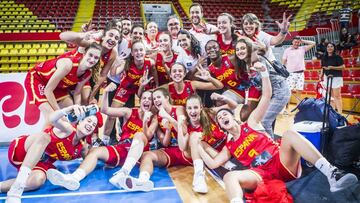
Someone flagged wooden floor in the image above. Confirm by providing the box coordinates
[168,105,359,202]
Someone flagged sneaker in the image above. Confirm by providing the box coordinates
[6,182,24,203]
[192,171,208,194]
[120,176,154,192]
[109,169,127,189]
[328,168,358,192]
[46,169,80,191]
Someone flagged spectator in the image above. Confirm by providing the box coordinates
[337,27,358,51]
[121,18,132,41]
[316,38,329,59]
[338,5,353,29]
[282,36,316,107]
[166,15,182,53]
[321,42,345,114]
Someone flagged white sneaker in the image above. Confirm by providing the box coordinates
[6,182,23,203]
[328,168,358,192]
[109,170,127,189]
[121,176,154,192]
[46,169,80,191]
[192,171,208,194]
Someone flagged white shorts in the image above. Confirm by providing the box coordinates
[286,72,304,91]
[324,75,343,89]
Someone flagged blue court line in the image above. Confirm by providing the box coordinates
[0,186,176,200]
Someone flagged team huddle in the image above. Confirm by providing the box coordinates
[2,3,358,203]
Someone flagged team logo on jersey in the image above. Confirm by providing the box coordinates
[38,84,45,96]
[186,87,191,94]
[243,127,249,133]
[117,88,127,97]
[224,60,230,68]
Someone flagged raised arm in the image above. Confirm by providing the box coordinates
[192,63,224,90]
[50,105,85,137]
[101,83,132,118]
[248,62,272,125]
[270,13,292,46]
[302,39,316,52]
[73,74,92,105]
[177,115,189,151]
[197,141,231,169]
[142,112,158,140]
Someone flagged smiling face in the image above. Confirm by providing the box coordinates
[101,29,121,50]
[152,89,170,110]
[190,5,203,25]
[178,33,191,51]
[146,22,158,38]
[170,63,186,83]
[327,43,335,54]
[80,47,101,69]
[167,18,180,36]
[159,33,172,52]
[77,115,98,137]
[140,91,152,111]
[131,27,145,42]
[292,39,301,49]
[131,42,146,62]
[205,41,220,60]
[216,109,235,131]
[217,15,231,34]
[122,20,132,36]
[235,41,248,60]
[186,97,202,124]
[242,19,258,37]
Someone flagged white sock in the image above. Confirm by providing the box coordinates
[16,166,31,186]
[138,171,150,182]
[315,157,335,178]
[102,135,110,145]
[71,168,86,182]
[122,157,137,174]
[230,197,244,203]
[193,159,204,174]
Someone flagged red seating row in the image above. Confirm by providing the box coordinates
[303,83,360,97]
[305,58,359,69]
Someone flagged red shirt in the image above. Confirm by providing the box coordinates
[32,51,91,89]
[119,58,152,90]
[168,80,194,106]
[44,126,85,161]
[226,122,279,168]
[157,106,179,140]
[120,108,144,141]
[155,52,178,85]
[187,113,226,149]
[217,33,235,55]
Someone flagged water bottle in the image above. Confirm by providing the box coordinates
[67,104,99,122]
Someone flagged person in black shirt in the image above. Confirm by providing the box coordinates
[316,38,328,59]
[337,27,358,51]
[321,42,345,114]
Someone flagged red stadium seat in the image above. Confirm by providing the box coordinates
[313,60,321,69]
[351,70,360,80]
[304,83,316,95]
[342,70,352,81]
[340,49,351,58]
[305,61,313,69]
[310,71,320,80]
[304,71,311,80]
[344,58,354,68]
[351,48,359,57]
[341,84,352,98]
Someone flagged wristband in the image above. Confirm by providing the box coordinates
[260,69,269,78]
[281,30,288,35]
[60,109,68,116]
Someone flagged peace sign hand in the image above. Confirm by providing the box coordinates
[139,69,154,87]
[275,12,292,33]
[196,64,211,81]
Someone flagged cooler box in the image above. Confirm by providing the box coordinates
[292,121,323,166]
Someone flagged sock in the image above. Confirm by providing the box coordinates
[71,168,86,182]
[230,197,244,203]
[315,157,335,178]
[139,171,150,182]
[102,135,110,145]
[193,159,204,174]
[0,181,3,193]
[122,157,137,174]
[16,166,31,186]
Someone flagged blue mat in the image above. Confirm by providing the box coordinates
[0,147,182,203]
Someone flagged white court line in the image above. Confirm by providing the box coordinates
[0,186,177,200]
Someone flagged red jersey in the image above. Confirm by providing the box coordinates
[168,80,194,106]
[155,52,178,85]
[32,52,91,90]
[217,33,235,55]
[44,126,85,161]
[157,106,179,141]
[187,114,226,150]
[226,122,279,168]
[100,50,112,68]
[120,108,144,141]
[208,55,244,96]
[118,58,152,90]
